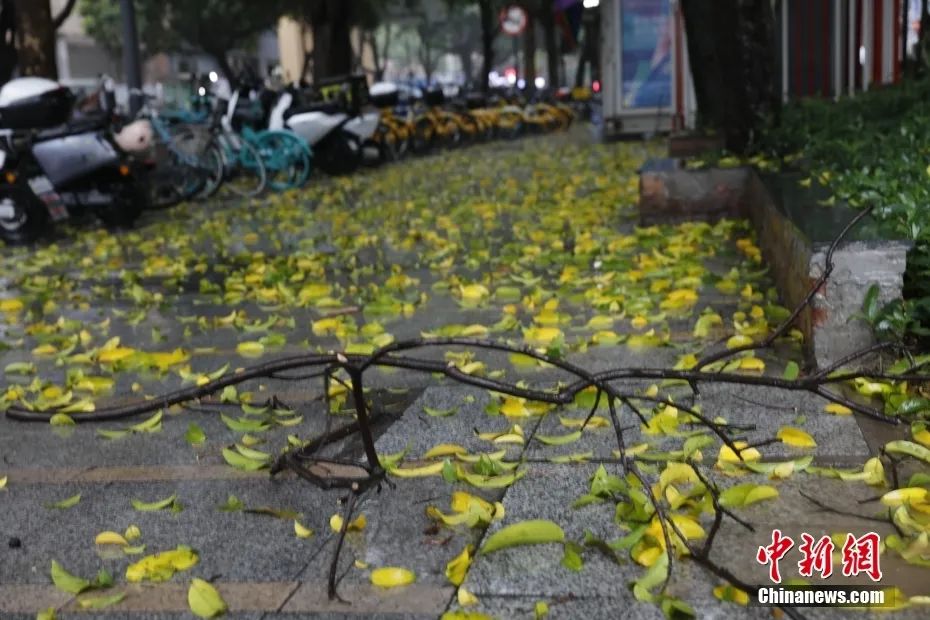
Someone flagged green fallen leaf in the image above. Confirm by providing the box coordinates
[481,519,565,554]
[783,361,800,380]
[96,429,131,440]
[220,414,270,433]
[535,431,582,446]
[188,578,227,618]
[129,411,163,433]
[561,542,584,571]
[131,493,177,512]
[885,440,930,465]
[222,447,269,471]
[47,493,81,510]
[633,550,669,602]
[186,422,206,446]
[49,413,75,426]
[218,495,244,512]
[719,483,779,509]
[4,361,36,375]
[424,405,458,417]
[50,560,90,594]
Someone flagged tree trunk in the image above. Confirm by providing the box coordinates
[574,17,591,87]
[540,1,559,88]
[478,0,495,92]
[310,0,352,81]
[0,0,17,83]
[921,0,930,71]
[374,23,392,82]
[523,7,536,91]
[680,0,778,152]
[14,0,57,78]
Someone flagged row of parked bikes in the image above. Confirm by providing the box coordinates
[0,74,582,244]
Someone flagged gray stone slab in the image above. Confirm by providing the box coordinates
[695,383,872,464]
[374,385,540,461]
[462,463,640,600]
[446,594,666,620]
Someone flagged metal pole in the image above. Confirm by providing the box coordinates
[120,0,143,115]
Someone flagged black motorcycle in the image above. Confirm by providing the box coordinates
[0,77,151,244]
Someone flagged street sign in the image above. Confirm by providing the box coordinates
[499,5,528,36]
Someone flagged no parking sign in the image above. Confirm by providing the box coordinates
[499,5,528,36]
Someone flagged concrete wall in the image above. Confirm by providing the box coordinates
[638,160,910,369]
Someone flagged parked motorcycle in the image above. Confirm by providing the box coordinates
[0,77,153,244]
[269,75,372,175]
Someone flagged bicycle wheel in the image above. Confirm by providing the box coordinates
[194,140,225,199]
[220,135,267,198]
[166,125,224,201]
[253,131,312,191]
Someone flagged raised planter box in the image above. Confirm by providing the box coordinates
[638,158,910,369]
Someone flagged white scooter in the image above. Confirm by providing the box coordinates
[268,76,378,174]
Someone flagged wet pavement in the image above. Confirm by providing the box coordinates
[0,129,925,618]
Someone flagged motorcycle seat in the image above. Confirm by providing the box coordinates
[34,115,108,141]
[284,101,343,118]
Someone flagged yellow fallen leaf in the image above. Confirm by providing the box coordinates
[294,521,314,539]
[330,513,366,532]
[98,347,135,363]
[824,403,852,415]
[714,584,750,605]
[726,334,754,349]
[0,475,7,490]
[125,546,198,583]
[445,545,473,586]
[716,441,761,467]
[236,341,265,358]
[188,578,227,618]
[0,298,24,312]
[632,543,664,567]
[459,284,490,301]
[881,488,929,507]
[424,444,468,459]
[124,525,141,542]
[458,586,479,606]
[500,397,532,418]
[389,461,445,478]
[914,429,930,448]
[32,343,58,356]
[371,566,416,588]
[523,326,563,347]
[738,357,765,371]
[94,531,129,546]
[777,426,817,448]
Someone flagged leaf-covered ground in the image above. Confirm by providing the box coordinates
[1,129,928,619]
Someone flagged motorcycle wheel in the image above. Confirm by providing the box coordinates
[0,185,47,245]
[315,130,361,176]
[97,175,146,229]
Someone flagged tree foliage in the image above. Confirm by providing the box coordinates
[79,0,291,80]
